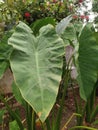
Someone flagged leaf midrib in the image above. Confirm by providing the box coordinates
[35,51,43,111]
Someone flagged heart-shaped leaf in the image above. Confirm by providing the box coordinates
[8,21,64,122]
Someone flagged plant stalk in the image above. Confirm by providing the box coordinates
[32,110,36,130]
[25,102,34,130]
[45,118,51,130]
[54,57,71,130]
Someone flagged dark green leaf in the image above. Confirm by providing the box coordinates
[77,24,98,100]
[31,17,56,35]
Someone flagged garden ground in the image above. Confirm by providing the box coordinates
[0,86,98,130]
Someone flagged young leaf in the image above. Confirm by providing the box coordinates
[56,15,72,35]
[61,23,77,46]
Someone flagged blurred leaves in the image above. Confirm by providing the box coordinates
[0,30,13,78]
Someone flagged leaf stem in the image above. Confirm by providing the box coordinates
[69,126,97,130]
[45,117,51,130]
[62,113,81,130]
[54,55,73,130]
[25,102,34,130]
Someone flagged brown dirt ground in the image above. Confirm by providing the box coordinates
[0,87,98,130]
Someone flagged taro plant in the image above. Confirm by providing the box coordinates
[62,21,98,128]
[0,15,98,130]
[75,24,98,127]
[7,21,66,130]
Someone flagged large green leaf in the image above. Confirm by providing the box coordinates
[8,21,64,122]
[77,24,98,100]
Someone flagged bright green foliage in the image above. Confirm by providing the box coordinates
[9,120,26,130]
[8,21,64,122]
[9,120,20,130]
